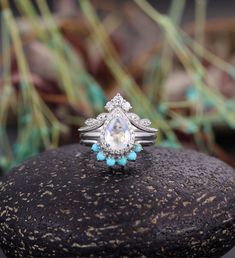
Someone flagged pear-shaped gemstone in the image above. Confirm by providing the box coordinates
[104,116,131,151]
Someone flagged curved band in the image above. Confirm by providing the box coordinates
[80,126,156,147]
[78,93,158,163]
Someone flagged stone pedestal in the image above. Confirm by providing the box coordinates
[0,144,234,257]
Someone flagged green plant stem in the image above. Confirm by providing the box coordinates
[145,0,186,104]
[79,0,181,145]
[2,2,64,150]
[134,0,235,129]
[15,0,105,116]
[0,11,14,161]
[193,0,207,150]
[194,0,206,53]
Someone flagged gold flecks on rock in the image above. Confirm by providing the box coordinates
[202,196,216,205]
[0,145,234,258]
[36,204,45,208]
[59,209,71,215]
[72,242,97,248]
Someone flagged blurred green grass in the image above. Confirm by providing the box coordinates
[1,0,235,172]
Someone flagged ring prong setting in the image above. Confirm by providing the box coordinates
[79,93,157,168]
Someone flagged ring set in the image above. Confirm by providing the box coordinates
[78,93,157,167]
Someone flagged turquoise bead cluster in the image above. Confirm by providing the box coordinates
[91,143,142,167]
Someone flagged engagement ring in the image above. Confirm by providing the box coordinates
[78,93,157,167]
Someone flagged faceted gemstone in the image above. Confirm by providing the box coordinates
[104,116,131,151]
[134,144,142,153]
[127,151,137,161]
[117,157,127,166]
[106,158,116,167]
[96,152,106,161]
[91,143,100,152]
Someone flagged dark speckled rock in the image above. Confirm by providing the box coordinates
[0,144,235,258]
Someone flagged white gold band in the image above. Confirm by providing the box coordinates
[80,127,156,146]
[78,93,158,164]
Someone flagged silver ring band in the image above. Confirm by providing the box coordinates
[80,127,156,146]
[78,93,158,167]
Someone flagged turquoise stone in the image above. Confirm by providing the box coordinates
[127,151,137,161]
[106,158,116,167]
[91,143,100,152]
[134,144,142,153]
[96,152,106,161]
[117,157,127,166]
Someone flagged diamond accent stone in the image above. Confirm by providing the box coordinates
[140,119,151,126]
[105,93,132,112]
[122,101,131,111]
[97,113,107,121]
[85,118,97,126]
[104,102,113,111]
[127,113,140,121]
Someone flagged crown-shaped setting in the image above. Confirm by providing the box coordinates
[105,93,132,112]
[79,93,157,168]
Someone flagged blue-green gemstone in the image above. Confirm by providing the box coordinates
[91,143,100,152]
[134,144,142,153]
[106,158,116,167]
[117,157,127,166]
[96,152,106,161]
[127,151,137,161]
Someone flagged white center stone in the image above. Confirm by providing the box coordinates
[104,116,131,151]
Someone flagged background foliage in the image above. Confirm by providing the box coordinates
[1,0,235,172]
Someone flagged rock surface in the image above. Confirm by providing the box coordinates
[0,144,235,258]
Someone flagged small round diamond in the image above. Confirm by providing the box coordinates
[122,101,131,111]
[140,119,151,126]
[85,118,97,126]
[105,102,113,111]
[97,113,107,120]
[128,113,139,121]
